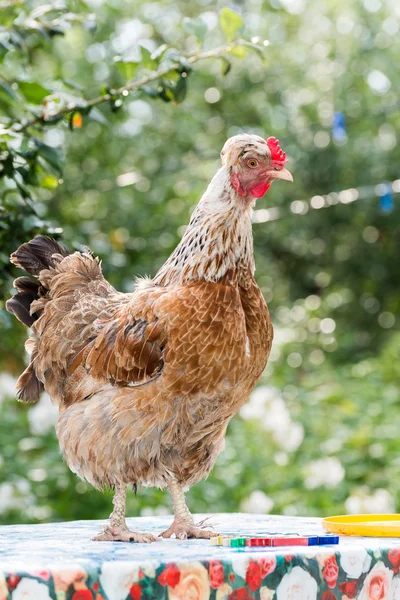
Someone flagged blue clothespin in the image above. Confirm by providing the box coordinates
[332,112,346,142]
[318,534,339,545]
[379,183,394,213]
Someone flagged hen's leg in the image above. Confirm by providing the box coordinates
[161,479,218,539]
[93,484,157,543]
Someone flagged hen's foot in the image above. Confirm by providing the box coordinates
[93,526,157,543]
[160,517,218,540]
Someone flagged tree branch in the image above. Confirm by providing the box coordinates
[12,40,246,132]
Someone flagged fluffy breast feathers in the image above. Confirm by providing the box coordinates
[27,251,270,411]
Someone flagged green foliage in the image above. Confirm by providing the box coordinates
[219,7,244,42]
[115,59,140,82]
[18,81,51,104]
[0,0,399,524]
[183,17,208,44]
[0,1,261,302]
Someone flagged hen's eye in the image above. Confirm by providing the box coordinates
[247,158,258,168]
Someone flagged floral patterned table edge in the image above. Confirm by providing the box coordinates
[2,543,400,600]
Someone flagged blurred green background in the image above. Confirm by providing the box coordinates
[0,0,399,525]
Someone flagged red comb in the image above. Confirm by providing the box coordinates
[266,137,287,165]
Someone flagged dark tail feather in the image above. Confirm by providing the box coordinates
[7,236,69,326]
[6,294,37,327]
[14,276,41,294]
[10,235,69,276]
[16,363,44,403]
[6,277,40,327]
[6,275,44,401]
[7,236,69,403]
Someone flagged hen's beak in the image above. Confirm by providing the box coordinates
[267,167,293,182]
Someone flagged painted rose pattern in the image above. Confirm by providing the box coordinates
[3,515,400,600]
[4,546,400,600]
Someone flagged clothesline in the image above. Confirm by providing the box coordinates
[252,177,400,224]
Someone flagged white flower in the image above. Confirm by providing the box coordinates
[0,482,14,515]
[276,566,317,600]
[231,555,249,579]
[12,578,51,600]
[305,457,344,489]
[240,386,282,421]
[390,575,400,600]
[273,421,304,452]
[340,548,372,579]
[241,490,274,514]
[0,373,17,403]
[0,481,31,515]
[100,561,139,600]
[28,393,58,435]
[367,489,394,513]
[345,488,395,514]
[141,562,159,579]
[263,397,291,431]
[345,495,363,514]
[273,326,297,346]
[241,386,304,452]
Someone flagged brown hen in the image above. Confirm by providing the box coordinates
[7,134,292,542]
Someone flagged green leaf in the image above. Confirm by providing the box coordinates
[18,81,51,104]
[164,70,180,83]
[19,136,30,154]
[219,8,244,41]
[158,84,174,103]
[115,59,139,81]
[140,46,157,70]
[0,80,17,101]
[220,57,232,76]
[40,174,58,190]
[174,75,187,103]
[33,139,63,174]
[229,45,248,59]
[141,85,159,98]
[28,5,58,19]
[183,17,208,43]
[22,214,46,230]
[151,43,168,61]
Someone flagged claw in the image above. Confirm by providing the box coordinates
[93,526,158,543]
[160,517,218,540]
[196,516,216,529]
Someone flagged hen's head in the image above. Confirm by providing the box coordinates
[221,133,293,199]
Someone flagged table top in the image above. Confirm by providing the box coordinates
[1,513,400,599]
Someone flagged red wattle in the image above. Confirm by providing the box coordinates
[249,181,271,198]
[230,172,246,196]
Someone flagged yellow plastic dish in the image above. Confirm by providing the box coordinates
[323,514,400,537]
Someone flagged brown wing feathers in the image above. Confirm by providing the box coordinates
[7,234,167,405]
[84,313,165,386]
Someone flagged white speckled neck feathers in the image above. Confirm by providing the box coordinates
[153,167,255,286]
